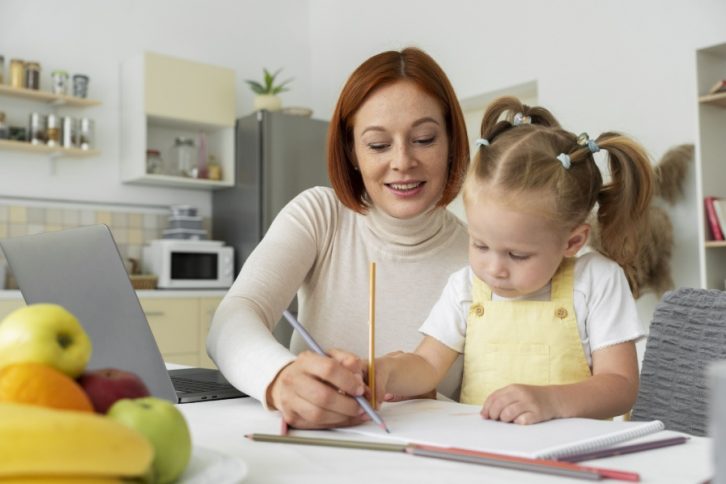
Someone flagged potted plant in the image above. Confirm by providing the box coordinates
[245,68,293,112]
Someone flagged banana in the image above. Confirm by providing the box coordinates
[0,402,153,479]
[0,477,126,483]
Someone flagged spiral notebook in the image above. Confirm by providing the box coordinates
[336,399,664,460]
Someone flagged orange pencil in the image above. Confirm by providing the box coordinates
[368,262,376,408]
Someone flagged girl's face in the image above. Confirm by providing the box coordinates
[465,186,589,298]
[351,80,449,219]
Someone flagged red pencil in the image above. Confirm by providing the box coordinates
[409,443,640,482]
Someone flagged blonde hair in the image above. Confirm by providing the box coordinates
[464,96,654,296]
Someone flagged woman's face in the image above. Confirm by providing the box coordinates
[351,80,449,219]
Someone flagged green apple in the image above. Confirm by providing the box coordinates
[107,397,192,484]
[0,303,92,378]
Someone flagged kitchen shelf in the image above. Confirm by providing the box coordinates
[0,84,101,107]
[700,91,726,109]
[0,139,100,158]
[126,173,233,190]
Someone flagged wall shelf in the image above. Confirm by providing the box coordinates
[0,84,101,107]
[0,139,100,158]
[699,91,726,109]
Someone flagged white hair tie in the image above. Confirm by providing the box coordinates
[475,138,489,147]
[556,153,572,170]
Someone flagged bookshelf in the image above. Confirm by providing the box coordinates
[696,42,726,289]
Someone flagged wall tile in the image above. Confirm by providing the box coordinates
[143,213,158,229]
[0,206,8,223]
[8,224,27,237]
[27,207,45,224]
[46,208,63,225]
[62,209,80,226]
[128,213,143,228]
[9,207,26,224]
[96,211,112,225]
[112,212,128,228]
[26,224,45,235]
[128,228,144,245]
[80,209,96,226]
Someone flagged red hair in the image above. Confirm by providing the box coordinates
[327,47,469,213]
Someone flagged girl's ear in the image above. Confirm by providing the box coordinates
[564,224,590,257]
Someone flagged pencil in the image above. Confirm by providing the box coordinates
[558,435,689,463]
[281,310,390,433]
[245,433,406,452]
[368,261,376,408]
[408,444,641,482]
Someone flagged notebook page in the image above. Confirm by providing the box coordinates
[335,399,664,459]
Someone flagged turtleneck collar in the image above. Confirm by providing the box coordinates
[363,203,447,248]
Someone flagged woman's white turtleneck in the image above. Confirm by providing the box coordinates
[207,187,469,406]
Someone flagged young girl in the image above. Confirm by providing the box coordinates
[373,96,653,425]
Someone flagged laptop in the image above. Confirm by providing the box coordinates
[0,224,246,404]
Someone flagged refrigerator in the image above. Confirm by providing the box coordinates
[212,110,330,274]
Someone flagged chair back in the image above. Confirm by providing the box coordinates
[631,287,726,436]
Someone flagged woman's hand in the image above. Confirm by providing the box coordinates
[267,349,369,429]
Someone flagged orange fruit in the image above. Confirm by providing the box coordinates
[0,362,93,412]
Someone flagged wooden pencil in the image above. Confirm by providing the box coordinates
[245,433,406,452]
[368,261,376,408]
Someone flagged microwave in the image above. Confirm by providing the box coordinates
[142,239,234,289]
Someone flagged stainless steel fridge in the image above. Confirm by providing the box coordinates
[212,110,330,274]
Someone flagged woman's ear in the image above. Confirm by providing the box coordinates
[564,224,590,257]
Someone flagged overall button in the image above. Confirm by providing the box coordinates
[555,307,568,319]
[471,304,485,317]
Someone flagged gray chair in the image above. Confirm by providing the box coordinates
[631,287,726,436]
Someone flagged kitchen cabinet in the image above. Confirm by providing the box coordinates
[0,292,224,368]
[694,42,726,289]
[0,85,101,158]
[120,52,236,189]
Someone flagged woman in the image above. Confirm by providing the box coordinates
[207,47,470,429]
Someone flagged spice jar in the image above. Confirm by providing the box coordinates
[60,116,77,147]
[0,112,8,140]
[79,117,94,149]
[0,55,4,85]
[51,70,69,96]
[207,155,222,180]
[170,137,196,177]
[24,61,41,90]
[146,149,163,174]
[73,74,89,98]
[46,114,60,146]
[28,112,47,145]
[9,59,24,88]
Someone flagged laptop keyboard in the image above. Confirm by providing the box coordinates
[171,376,233,394]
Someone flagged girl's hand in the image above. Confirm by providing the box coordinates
[481,384,560,425]
[267,349,369,429]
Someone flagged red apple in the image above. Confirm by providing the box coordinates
[78,368,150,414]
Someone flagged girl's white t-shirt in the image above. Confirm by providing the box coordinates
[419,251,646,367]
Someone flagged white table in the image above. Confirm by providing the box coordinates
[178,397,713,484]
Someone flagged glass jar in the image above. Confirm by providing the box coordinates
[171,137,196,177]
[73,74,89,98]
[28,112,46,145]
[0,112,8,140]
[46,114,60,146]
[0,55,4,85]
[60,116,77,147]
[51,70,69,96]
[146,149,163,174]
[9,59,24,88]
[24,61,41,90]
[79,117,94,149]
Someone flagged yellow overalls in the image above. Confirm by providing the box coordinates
[460,258,592,405]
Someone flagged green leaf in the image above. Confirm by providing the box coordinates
[247,68,292,94]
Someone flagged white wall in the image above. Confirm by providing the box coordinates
[306,0,726,325]
[2,0,725,321]
[0,0,314,216]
